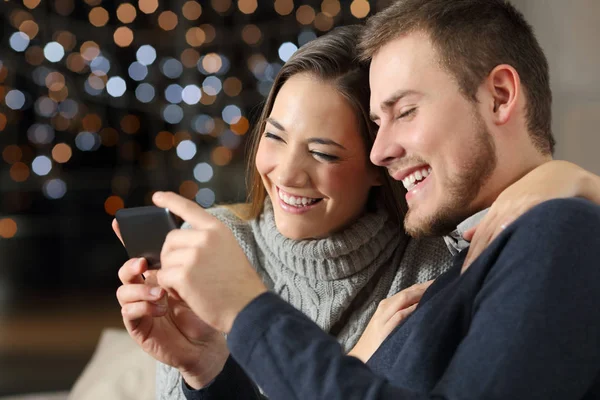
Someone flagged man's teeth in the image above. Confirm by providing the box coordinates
[402,167,432,191]
[278,191,319,207]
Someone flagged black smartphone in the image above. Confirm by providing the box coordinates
[115,206,183,269]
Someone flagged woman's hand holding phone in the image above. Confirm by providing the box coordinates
[114,220,229,389]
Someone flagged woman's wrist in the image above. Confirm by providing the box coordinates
[347,343,368,363]
[180,370,217,390]
[179,338,230,390]
[180,352,229,390]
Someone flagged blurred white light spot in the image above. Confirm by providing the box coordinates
[59,99,79,119]
[135,83,155,103]
[27,124,55,144]
[136,45,157,66]
[6,90,26,110]
[32,67,51,86]
[258,80,273,97]
[182,84,202,105]
[195,188,215,208]
[218,56,230,75]
[107,76,127,97]
[9,32,30,52]
[193,162,213,183]
[165,84,183,104]
[265,63,282,82]
[162,104,183,124]
[298,30,317,46]
[43,42,65,62]
[278,42,298,62]
[250,59,268,80]
[75,131,101,151]
[81,45,100,61]
[192,114,215,135]
[222,105,241,124]
[219,129,242,149]
[35,97,58,117]
[43,178,67,199]
[160,58,183,79]
[202,76,222,96]
[176,140,197,160]
[90,55,111,76]
[128,61,148,81]
[32,155,52,176]
[84,80,103,96]
[88,74,106,90]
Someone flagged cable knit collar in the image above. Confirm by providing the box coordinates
[250,199,406,281]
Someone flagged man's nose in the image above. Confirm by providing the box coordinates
[370,124,406,167]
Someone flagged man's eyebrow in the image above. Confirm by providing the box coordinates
[266,117,285,131]
[370,89,421,121]
[307,137,346,150]
[382,89,420,110]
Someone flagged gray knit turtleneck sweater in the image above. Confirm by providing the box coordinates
[156,201,452,399]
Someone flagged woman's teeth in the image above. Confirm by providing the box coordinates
[403,167,432,191]
[278,190,320,207]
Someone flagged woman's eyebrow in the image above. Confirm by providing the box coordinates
[266,117,286,131]
[307,137,346,150]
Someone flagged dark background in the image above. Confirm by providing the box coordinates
[0,0,599,396]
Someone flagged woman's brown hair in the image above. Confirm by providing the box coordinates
[242,25,406,225]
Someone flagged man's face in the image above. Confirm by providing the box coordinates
[369,32,497,237]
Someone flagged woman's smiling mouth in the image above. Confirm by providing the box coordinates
[276,187,323,211]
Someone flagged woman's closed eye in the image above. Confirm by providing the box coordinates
[264,132,285,142]
[310,151,339,162]
[265,132,339,162]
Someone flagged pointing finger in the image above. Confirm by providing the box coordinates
[152,191,215,229]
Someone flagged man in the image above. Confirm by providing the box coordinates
[155,0,600,398]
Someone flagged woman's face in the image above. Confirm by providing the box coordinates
[255,73,380,240]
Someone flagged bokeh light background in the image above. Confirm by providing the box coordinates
[0,0,388,305]
[1,0,600,395]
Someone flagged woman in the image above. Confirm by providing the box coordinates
[115,25,600,398]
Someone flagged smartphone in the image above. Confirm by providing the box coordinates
[115,206,183,269]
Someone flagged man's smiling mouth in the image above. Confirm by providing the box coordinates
[402,167,432,191]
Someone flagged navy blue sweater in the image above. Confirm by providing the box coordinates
[185,198,600,399]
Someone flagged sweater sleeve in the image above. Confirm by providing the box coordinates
[156,362,186,400]
[226,199,600,400]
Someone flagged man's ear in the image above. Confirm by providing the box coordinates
[485,64,521,126]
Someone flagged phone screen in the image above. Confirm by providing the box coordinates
[115,206,182,269]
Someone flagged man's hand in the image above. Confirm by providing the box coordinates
[153,191,268,334]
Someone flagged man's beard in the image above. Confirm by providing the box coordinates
[405,113,498,238]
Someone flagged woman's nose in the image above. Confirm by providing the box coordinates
[275,157,310,188]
